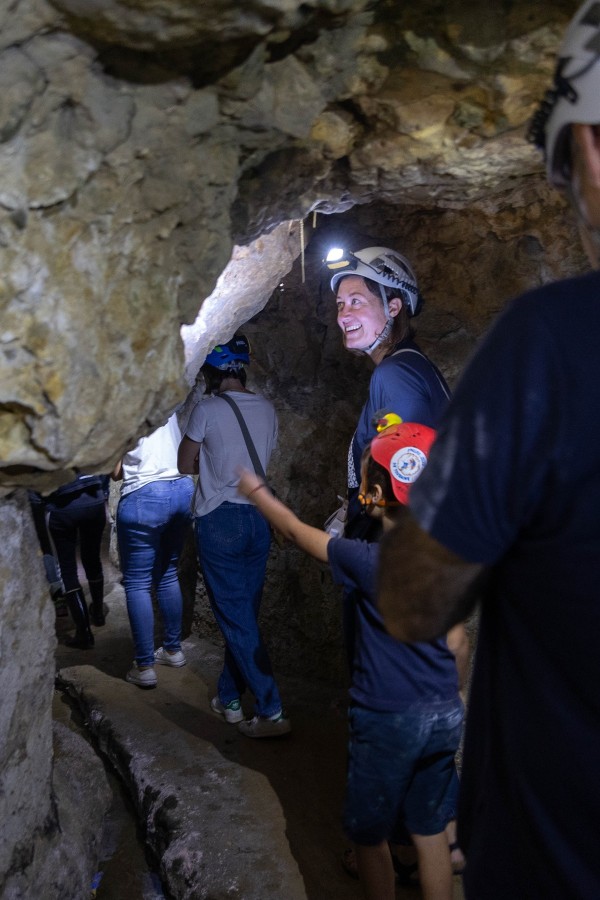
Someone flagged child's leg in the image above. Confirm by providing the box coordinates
[401,700,464,898]
[343,707,415,898]
[445,818,466,873]
[355,840,395,900]
[411,831,453,900]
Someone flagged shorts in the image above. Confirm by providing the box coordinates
[343,699,463,846]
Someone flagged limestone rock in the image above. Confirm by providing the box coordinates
[0,0,580,488]
[0,491,55,896]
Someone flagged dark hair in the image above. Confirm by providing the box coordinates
[201,362,247,395]
[360,443,404,514]
[360,444,391,495]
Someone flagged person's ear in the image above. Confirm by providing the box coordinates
[388,296,403,318]
[371,483,384,505]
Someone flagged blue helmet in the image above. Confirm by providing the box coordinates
[204,335,250,370]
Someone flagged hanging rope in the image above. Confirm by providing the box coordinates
[300,217,305,284]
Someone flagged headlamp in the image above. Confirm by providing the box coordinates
[324,247,359,272]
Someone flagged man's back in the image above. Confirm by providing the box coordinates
[409,270,600,897]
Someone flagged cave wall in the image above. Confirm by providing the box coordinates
[0,0,588,894]
[0,0,581,491]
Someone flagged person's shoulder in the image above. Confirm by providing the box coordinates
[506,270,600,320]
[379,341,430,371]
[245,391,277,414]
[373,344,430,390]
[186,394,217,431]
[189,395,212,415]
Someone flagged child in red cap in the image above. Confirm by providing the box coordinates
[238,415,463,900]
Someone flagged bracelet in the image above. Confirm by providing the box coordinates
[247,483,266,499]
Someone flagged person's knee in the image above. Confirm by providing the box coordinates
[411,831,448,852]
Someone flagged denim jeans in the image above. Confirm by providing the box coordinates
[344,699,464,844]
[195,502,282,717]
[117,478,194,667]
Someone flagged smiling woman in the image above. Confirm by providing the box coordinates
[336,275,404,356]
[325,245,450,542]
[324,244,470,895]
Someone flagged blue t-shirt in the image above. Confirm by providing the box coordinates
[410,271,600,899]
[327,536,458,712]
[347,341,450,528]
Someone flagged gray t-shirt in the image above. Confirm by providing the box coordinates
[185,390,278,517]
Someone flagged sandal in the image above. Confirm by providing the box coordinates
[341,847,419,885]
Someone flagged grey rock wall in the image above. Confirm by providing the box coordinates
[0,0,580,491]
[0,491,54,895]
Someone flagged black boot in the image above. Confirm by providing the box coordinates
[88,576,105,626]
[64,589,95,648]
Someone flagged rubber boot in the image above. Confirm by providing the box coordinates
[64,588,95,649]
[51,587,69,618]
[88,576,105,626]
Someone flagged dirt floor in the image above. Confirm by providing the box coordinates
[53,533,465,900]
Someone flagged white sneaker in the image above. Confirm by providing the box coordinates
[237,711,291,738]
[210,696,244,724]
[154,647,186,668]
[126,663,157,688]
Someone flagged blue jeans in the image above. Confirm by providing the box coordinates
[46,487,106,593]
[195,502,282,717]
[344,699,464,845]
[117,478,194,667]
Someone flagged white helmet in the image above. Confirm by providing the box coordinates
[325,246,423,317]
[529,0,600,187]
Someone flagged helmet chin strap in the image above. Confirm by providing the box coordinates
[358,317,395,356]
[360,283,393,356]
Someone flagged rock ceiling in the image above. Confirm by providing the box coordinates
[0,0,582,491]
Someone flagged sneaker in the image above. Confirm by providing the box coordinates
[126,663,157,688]
[210,696,244,724]
[154,647,186,668]
[237,711,291,738]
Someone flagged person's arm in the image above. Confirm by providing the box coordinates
[446,622,470,699]
[178,435,200,474]
[238,468,331,563]
[111,459,123,481]
[378,511,484,642]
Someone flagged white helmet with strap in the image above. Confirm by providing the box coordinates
[528,0,600,187]
[326,246,422,317]
[325,245,422,356]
